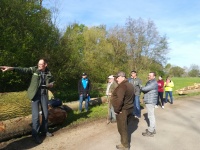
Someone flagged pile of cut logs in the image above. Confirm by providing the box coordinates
[175,83,200,95]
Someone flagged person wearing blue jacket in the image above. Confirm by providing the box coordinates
[78,73,91,112]
[141,72,158,137]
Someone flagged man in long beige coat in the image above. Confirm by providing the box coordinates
[106,75,118,123]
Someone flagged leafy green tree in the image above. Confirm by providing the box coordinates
[169,66,185,77]
[0,0,60,92]
[54,23,85,88]
[188,64,200,77]
[107,26,129,74]
[82,26,117,82]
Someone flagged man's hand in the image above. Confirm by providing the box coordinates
[115,112,122,115]
[47,81,55,88]
[47,83,53,88]
[0,66,13,72]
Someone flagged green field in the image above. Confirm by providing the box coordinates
[172,77,200,91]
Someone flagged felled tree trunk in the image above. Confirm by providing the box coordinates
[0,97,107,142]
[63,97,107,111]
[0,115,32,142]
[0,107,67,142]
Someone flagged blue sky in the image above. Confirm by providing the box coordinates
[43,0,200,68]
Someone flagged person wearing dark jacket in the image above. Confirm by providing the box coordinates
[78,73,91,112]
[111,71,135,150]
[141,72,158,137]
[0,59,54,144]
[128,70,142,118]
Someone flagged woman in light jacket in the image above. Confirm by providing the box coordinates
[164,77,174,104]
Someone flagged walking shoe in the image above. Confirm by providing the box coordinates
[46,132,54,137]
[111,119,117,123]
[134,116,140,119]
[155,105,158,108]
[142,130,154,137]
[116,144,130,150]
[33,135,42,144]
[162,106,164,109]
[41,132,54,137]
[146,129,156,134]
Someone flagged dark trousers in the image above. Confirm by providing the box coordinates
[31,94,48,137]
[116,108,133,148]
[157,92,164,106]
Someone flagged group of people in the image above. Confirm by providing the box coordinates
[0,58,174,149]
[105,71,174,150]
[156,76,174,109]
[104,71,158,150]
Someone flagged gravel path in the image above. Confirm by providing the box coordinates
[1,95,200,150]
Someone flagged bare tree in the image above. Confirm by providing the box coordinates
[42,0,62,27]
[125,17,170,71]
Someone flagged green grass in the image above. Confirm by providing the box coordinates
[1,77,200,125]
[172,77,200,91]
[170,77,200,98]
[62,103,108,128]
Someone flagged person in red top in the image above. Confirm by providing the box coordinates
[155,76,165,109]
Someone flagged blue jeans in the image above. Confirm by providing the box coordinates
[165,91,173,104]
[79,95,89,112]
[32,94,48,137]
[133,95,141,118]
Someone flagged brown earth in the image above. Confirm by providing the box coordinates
[1,95,200,150]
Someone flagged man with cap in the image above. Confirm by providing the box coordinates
[111,71,135,150]
[78,73,91,112]
[106,75,118,123]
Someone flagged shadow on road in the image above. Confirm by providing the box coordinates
[0,135,48,150]
[143,113,149,127]
[128,115,139,144]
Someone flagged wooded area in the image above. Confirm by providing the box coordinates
[0,0,199,101]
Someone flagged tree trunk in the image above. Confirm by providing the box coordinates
[0,97,107,142]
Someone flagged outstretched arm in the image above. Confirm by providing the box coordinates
[0,66,14,72]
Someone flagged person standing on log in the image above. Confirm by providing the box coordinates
[0,58,54,144]
[78,73,91,113]
[111,71,135,150]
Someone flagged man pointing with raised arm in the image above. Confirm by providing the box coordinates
[1,58,54,144]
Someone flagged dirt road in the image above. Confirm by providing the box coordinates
[1,95,200,150]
